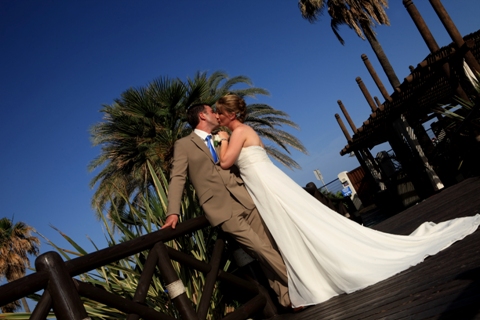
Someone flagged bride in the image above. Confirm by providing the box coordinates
[215,93,480,308]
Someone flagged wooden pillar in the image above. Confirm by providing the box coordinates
[352,150,382,195]
[30,291,53,320]
[412,120,436,156]
[361,54,392,102]
[386,123,426,199]
[359,148,386,191]
[374,97,383,110]
[403,0,440,52]
[335,114,352,142]
[353,150,369,177]
[403,0,470,101]
[127,249,161,320]
[337,101,357,134]
[429,0,480,75]
[336,112,385,191]
[428,0,480,139]
[35,252,90,320]
[356,77,378,112]
[393,116,444,192]
[197,238,224,320]
[153,243,198,320]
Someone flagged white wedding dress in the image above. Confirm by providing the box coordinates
[236,146,480,307]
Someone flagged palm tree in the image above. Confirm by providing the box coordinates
[298,0,401,88]
[89,71,307,221]
[0,217,40,313]
[89,77,189,216]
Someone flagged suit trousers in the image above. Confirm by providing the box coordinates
[221,198,290,307]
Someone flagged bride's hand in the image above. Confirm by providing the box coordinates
[217,131,230,140]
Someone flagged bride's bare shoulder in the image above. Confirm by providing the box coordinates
[232,124,253,134]
[243,124,260,137]
[242,123,257,133]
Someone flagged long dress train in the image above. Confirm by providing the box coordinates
[235,146,480,307]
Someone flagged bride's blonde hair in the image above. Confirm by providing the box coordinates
[216,94,247,123]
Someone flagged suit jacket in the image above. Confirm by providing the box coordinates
[167,132,255,226]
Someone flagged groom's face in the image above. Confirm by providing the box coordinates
[202,106,219,129]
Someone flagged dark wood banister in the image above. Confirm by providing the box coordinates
[0,215,270,319]
[0,215,209,307]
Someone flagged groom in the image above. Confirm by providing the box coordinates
[163,103,290,307]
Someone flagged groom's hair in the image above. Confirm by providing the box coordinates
[187,103,209,128]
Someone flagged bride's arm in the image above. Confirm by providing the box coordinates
[218,128,246,169]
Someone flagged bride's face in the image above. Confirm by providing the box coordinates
[215,106,233,126]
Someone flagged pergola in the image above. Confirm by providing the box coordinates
[335,0,480,208]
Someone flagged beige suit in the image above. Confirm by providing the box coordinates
[167,132,290,306]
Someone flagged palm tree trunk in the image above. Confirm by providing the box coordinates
[362,24,401,89]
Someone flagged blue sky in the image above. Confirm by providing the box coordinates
[1,1,479,255]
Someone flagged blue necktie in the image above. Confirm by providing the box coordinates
[205,135,218,162]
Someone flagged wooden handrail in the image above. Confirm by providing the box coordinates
[0,216,209,307]
[0,212,274,320]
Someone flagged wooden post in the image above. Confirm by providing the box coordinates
[337,100,357,134]
[429,0,480,75]
[412,120,436,156]
[429,0,480,138]
[403,0,470,101]
[35,252,90,320]
[392,116,444,192]
[197,238,224,320]
[361,54,392,102]
[356,77,378,112]
[76,281,173,320]
[127,249,161,320]
[30,291,53,320]
[387,123,427,199]
[153,243,199,320]
[335,114,352,142]
[359,149,386,191]
[403,0,440,52]
[374,97,383,110]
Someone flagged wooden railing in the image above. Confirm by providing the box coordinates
[0,216,270,320]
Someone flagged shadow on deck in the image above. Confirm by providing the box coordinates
[273,176,480,320]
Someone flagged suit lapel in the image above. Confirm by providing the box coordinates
[190,133,217,163]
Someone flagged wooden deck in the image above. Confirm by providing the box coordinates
[272,176,480,320]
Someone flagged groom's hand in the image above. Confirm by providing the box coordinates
[163,214,179,229]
